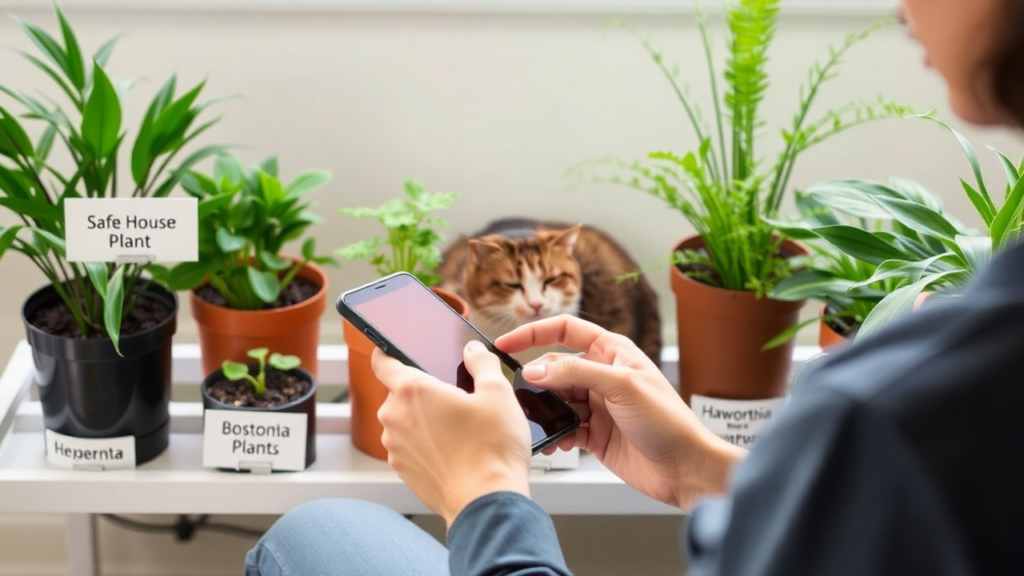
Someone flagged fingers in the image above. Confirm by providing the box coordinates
[495,314,610,354]
[520,352,634,400]
[461,340,512,396]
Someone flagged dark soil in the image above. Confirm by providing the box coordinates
[823,305,859,338]
[195,277,320,310]
[206,368,313,409]
[30,294,171,339]
[677,245,802,288]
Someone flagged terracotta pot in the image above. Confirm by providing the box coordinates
[191,261,327,379]
[670,234,806,404]
[818,304,848,350]
[345,286,469,460]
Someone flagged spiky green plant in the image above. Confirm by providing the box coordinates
[0,4,226,353]
[571,0,911,296]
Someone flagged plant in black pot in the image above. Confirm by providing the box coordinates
[0,5,225,466]
[201,347,317,471]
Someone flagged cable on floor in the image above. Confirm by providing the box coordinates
[101,514,266,541]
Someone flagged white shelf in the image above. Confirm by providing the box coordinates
[0,341,820,516]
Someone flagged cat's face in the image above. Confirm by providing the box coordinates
[464,225,582,331]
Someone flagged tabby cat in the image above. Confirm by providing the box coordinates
[437,217,662,366]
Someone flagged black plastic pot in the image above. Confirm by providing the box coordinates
[201,366,317,471]
[22,282,177,466]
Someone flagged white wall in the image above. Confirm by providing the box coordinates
[0,4,1021,573]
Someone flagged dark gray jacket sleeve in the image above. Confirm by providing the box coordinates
[447,491,574,576]
[685,386,972,576]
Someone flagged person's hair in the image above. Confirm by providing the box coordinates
[991,1,1024,127]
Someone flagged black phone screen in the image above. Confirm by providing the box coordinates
[339,272,579,452]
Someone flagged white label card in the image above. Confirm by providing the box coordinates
[202,410,309,472]
[64,198,198,263]
[691,395,784,449]
[45,429,136,470]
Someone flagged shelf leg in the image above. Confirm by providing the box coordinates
[65,514,98,576]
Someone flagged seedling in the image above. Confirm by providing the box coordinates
[221,348,301,397]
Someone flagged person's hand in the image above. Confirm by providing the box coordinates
[371,341,533,528]
[496,315,746,511]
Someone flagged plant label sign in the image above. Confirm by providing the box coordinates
[690,395,784,449]
[64,198,198,263]
[202,410,309,472]
[44,429,136,470]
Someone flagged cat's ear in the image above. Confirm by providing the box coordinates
[547,224,582,256]
[468,239,504,265]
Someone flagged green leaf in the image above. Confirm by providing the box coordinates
[12,16,70,83]
[871,196,960,241]
[29,227,66,256]
[0,198,62,223]
[804,180,897,219]
[990,172,1024,249]
[104,265,126,356]
[813,225,909,265]
[215,228,246,253]
[763,316,822,351]
[222,361,250,381]
[855,270,962,340]
[301,237,317,261]
[285,169,331,197]
[335,238,381,262]
[84,262,109,299]
[197,192,234,219]
[955,234,991,275]
[770,270,856,302]
[93,36,120,69]
[919,114,996,222]
[214,154,245,188]
[888,177,944,213]
[0,105,36,159]
[259,250,291,271]
[81,64,122,157]
[268,353,301,371]
[849,253,953,289]
[16,51,80,107]
[257,171,285,203]
[247,347,270,361]
[989,146,1020,188]
[0,225,24,260]
[54,5,86,90]
[247,267,280,304]
[155,261,208,291]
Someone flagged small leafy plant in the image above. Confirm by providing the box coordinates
[570,0,910,296]
[150,153,337,309]
[769,114,1019,340]
[221,348,301,397]
[0,4,226,352]
[336,179,457,285]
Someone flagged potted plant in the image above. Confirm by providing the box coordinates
[150,153,336,377]
[201,347,317,470]
[570,1,909,406]
[335,178,466,459]
[1,5,225,464]
[773,115,1022,341]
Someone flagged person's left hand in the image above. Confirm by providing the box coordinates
[371,341,533,528]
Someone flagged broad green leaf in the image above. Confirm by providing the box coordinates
[84,262,109,299]
[104,265,126,355]
[805,180,899,219]
[301,237,316,261]
[0,198,62,223]
[771,270,856,301]
[990,173,1024,249]
[11,16,69,81]
[150,144,232,198]
[130,109,155,187]
[247,347,269,361]
[222,361,250,380]
[0,105,35,159]
[285,170,331,197]
[763,316,822,351]
[197,192,234,220]
[54,5,85,90]
[29,227,66,256]
[93,36,119,69]
[214,154,245,188]
[257,171,285,203]
[247,267,280,303]
[871,196,960,241]
[269,353,301,371]
[259,250,291,271]
[849,253,953,289]
[812,225,909,265]
[156,261,207,291]
[81,64,122,157]
[149,80,205,153]
[888,177,944,213]
[856,270,962,340]
[215,228,246,253]
[255,156,278,178]
[989,146,1020,189]
[35,123,57,167]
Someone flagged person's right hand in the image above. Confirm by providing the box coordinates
[495,315,747,511]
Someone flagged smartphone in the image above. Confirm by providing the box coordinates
[336,271,580,454]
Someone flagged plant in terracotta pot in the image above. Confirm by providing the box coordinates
[335,178,466,459]
[0,5,225,465]
[569,0,909,419]
[773,115,1023,341]
[150,153,336,377]
[201,347,317,470]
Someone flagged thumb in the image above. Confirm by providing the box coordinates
[461,340,513,396]
[521,354,633,400]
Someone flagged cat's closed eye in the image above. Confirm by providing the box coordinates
[543,274,566,287]
[502,281,523,290]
